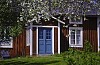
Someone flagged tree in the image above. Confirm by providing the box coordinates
[0,0,100,39]
[0,0,23,40]
[19,0,100,23]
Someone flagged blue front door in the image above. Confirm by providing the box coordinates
[38,28,52,54]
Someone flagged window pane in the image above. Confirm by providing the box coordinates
[76,17,81,22]
[39,31,43,39]
[76,35,80,40]
[46,30,51,39]
[40,31,43,35]
[39,35,43,39]
[71,35,75,39]
[71,40,75,44]
[70,16,81,22]
[71,30,75,35]
[76,31,81,45]
[76,30,80,34]
[0,41,11,46]
[46,35,51,39]
[46,31,49,35]
[76,40,80,45]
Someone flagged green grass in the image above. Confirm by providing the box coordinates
[1,49,100,65]
[0,56,66,65]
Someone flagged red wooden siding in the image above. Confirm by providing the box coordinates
[11,30,29,57]
[0,29,29,57]
[54,28,58,53]
[0,16,98,57]
[61,27,69,52]
[32,27,58,55]
[61,16,98,52]
[33,27,36,55]
[83,16,97,52]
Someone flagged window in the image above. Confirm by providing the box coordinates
[69,15,82,24]
[0,38,13,48]
[0,29,13,48]
[39,30,43,39]
[69,27,83,47]
[46,30,51,39]
[26,27,30,46]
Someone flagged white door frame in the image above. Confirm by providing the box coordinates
[36,26,55,55]
[29,22,33,57]
[97,16,100,51]
[58,23,60,54]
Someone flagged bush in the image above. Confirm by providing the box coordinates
[62,48,100,65]
[61,40,100,65]
[84,40,92,52]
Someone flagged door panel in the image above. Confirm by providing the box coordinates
[39,40,45,54]
[38,28,52,54]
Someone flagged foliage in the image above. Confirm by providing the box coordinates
[84,40,92,52]
[0,0,24,39]
[1,0,100,38]
[61,40,96,65]
[19,0,100,24]
[61,49,100,65]
[0,51,100,65]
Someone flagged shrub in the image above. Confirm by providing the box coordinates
[84,40,92,52]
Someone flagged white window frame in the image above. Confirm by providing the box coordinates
[69,27,83,47]
[97,16,100,51]
[0,37,13,48]
[69,16,82,24]
[26,27,30,46]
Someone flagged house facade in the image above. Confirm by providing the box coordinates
[0,15,100,57]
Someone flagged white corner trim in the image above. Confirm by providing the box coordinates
[26,28,30,46]
[30,22,33,57]
[36,27,38,55]
[52,27,54,54]
[58,22,60,54]
[97,16,100,51]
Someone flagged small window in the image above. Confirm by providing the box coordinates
[46,30,51,39]
[69,27,83,47]
[69,15,82,24]
[39,30,43,39]
[0,29,13,48]
[26,28,30,46]
[0,37,13,48]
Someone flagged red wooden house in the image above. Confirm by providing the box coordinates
[0,12,100,57]
[0,15,100,57]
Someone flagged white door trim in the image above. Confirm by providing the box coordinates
[29,22,33,56]
[36,27,38,55]
[36,27,55,55]
[58,22,60,54]
[33,25,58,28]
[97,16,100,51]
[52,27,54,54]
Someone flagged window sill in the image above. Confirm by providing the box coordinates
[69,22,82,24]
[0,46,13,48]
[69,45,83,48]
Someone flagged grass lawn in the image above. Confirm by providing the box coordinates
[0,48,100,65]
[0,56,66,65]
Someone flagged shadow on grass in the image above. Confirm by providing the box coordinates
[0,60,59,65]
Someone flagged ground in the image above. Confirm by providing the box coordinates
[0,56,66,65]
